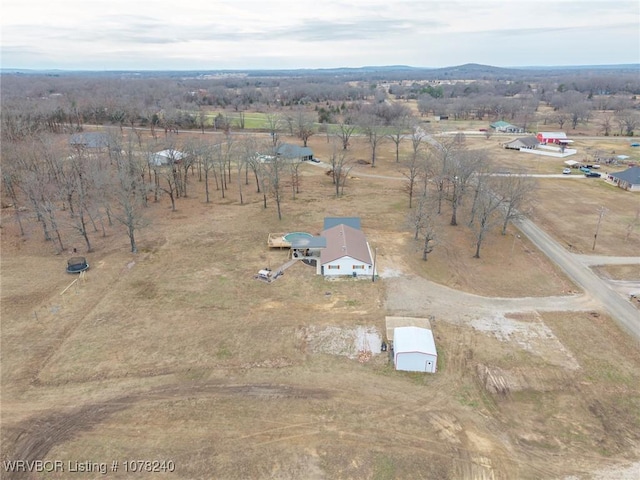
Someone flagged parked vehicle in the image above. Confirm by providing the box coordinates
[579,166,591,173]
[562,168,571,174]
[585,172,601,178]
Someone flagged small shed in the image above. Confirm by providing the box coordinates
[393,326,437,373]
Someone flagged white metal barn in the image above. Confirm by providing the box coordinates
[393,326,438,373]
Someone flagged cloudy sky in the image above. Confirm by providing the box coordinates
[2,0,638,70]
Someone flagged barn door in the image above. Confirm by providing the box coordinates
[426,360,433,373]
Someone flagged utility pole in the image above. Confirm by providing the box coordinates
[372,247,377,282]
[592,206,607,251]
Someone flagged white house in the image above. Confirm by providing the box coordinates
[503,136,539,150]
[319,222,373,277]
[149,149,186,167]
[491,121,524,133]
[606,166,640,191]
[393,326,438,373]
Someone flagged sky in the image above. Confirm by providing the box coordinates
[1,0,639,71]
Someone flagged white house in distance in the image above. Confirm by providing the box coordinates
[490,120,524,133]
[319,217,374,277]
[393,326,438,373]
[149,149,186,167]
[276,143,314,162]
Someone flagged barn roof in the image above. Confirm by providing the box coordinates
[393,326,437,356]
[323,217,361,230]
[320,224,371,264]
[537,132,567,139]
[609,166,640,186]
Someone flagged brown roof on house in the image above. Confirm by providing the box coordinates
[320,224,372,265]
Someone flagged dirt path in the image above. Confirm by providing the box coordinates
[572,254,640,266]
[384,273,599,323]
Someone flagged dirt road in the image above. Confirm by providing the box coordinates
[515,217,640,343]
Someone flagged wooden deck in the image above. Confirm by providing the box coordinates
[268,233,291,248]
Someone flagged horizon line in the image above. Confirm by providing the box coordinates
[2,63,639,74]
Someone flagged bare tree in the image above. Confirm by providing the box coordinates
[360,114,384,167]
[428,135,462,216]
[447,149,485,226]
[328,147,353,197]
[113,140,148,253]
[471,179,504,259]
[409,192,438,261]
[1,149,26,236]
[294,109,316,147]
[265,113,282,146]
[200,143,216,203]
[66,151,95,252]
[237,135,261,204]
[615,110,639,136]
[495,173,537,235]
[261,144,285,220]
[386,116,410,163]
[555,113,568,130]
[600,113,613,136]
[335,120,357,150]
[402,148,429,209]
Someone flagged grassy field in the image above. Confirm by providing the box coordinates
[2,131,640,479]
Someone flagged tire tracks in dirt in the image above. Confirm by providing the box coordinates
[2,382,330,479]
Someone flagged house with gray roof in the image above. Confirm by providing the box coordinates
[276,143,313,162]
[606,166,640,191]
[70,132,110,150]
[503,136,539,151]
[491,121,524,133]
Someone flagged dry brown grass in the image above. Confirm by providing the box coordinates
[2,130,639,479]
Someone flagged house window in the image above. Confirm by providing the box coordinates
[352,265,365,269]
[328,265,340,270]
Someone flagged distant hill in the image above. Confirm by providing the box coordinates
[1,63,638,81]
